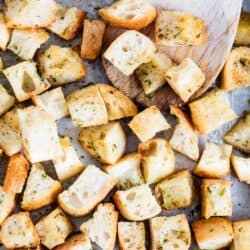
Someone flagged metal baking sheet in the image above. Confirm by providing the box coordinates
[0,1,249,249]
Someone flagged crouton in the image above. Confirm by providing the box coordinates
[235,12,250,46]
[4,153,29,194]
[78,121,126,164]
[52,136,84,181]
[231,155,250,184]
[155,10,206,46]
[189,89,237,135]
[165,58,205,102]
[138,138,175,184]
[17,106,62,163]
[8,28,49,60]
[0,84,15,116]
[21,163,62,210]
[1,212,40,249]
[97,83,138,120]
[4,0,57,28]
[129,106,170,142]
[49,4,85,40]
[223,113,250,154]
[155,170,194,210]
[32,87,69,120]
[136,52,174,95]
[80,203,118,250]
[66,85,108,127]
[113,184,161,221]
[118,222,146,250]
[81,19,106,60]
[104,30,156,76]
[201,179,232,219]
[149,214,191,250]
[0,148,2,158]
[3,61,50,102]
[58,165,116,217]
[192,217,233,250]
[193,142,232,178]
[104,153,144,189]
[0,56,3,71]
[0,13,11,51]
[232,220,250,250]
[221,47,250,91]
[35,208,73,249]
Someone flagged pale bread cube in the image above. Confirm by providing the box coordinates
[17,106,62,163]
[118,222,146,250]
[232,220,250,250]
[3,61,50,102]
[58,165,117,217]
[149,214,191,250]
[104,30,156,76]
[138,138,175,184]
[231,155,250,184]
[192,217,233,250]
[32,87,69,120]
[201,179,232,219]
[78,121,126,164]
[0,13,11,51]
[67,85,108,127]
[35,208,73,249]
[128,106,170,142]
[80,203,118,250]
[155,170,194,210]
[189,89,237,135]
[104,153,144,189]
[0,84,15,116]
[113,184,161,221]
[193,142,232,178]
[8,28,49,60]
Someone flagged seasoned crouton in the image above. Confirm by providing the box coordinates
[232,220,250,250]
[0,84,15,116]
[81,19,106,60]
[129,106,170,142]
[235,12,250,46]
[0,56,3,71]
[231,155,250,184]
[0,13,11,51]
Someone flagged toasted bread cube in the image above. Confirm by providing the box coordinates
[235,12,250,46]
[4,153,29,194]
[155,10,206,46]
[32,87,69,120]
[58,165,116,217]
[104,153,144,189]
[81,19,106,60]
[0,84,15,116]
[3,61,50,102]
[118,222,146,250]
[194,142,232,178]
[232,220,250,250]
[37,45,87,86]
[0,148,3,158]
[22,163,62,211]
[192,217,233,250]
[155,170,194,210]
[0,56,3,71]
[1,212,40,249]
[97,84,138,121]
[0,119,22,156]
[49,4,85,40]
[231,155,250,184]
[53,136,84,181]
[221,47,250,91]
[189,89,237,135]
[104,30,156,76]
[80,203,118,250]
[201,179,232,219]
[129,106,170,142]
[0,13,11,51]
[78,121,126,164]
[36,208,73,249]
[113,184,161,221]
[18,106,62,163]
[8,28,49,60]
[4,0,57,28]
[67,85,108,127]
[149,214,191,250]
[136,52,174,95]
[138,138,175,184]
[223,113,250,154]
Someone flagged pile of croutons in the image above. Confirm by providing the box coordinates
[0,0,249,249]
